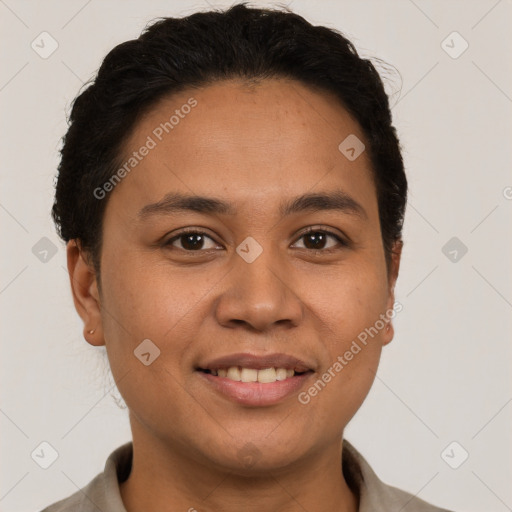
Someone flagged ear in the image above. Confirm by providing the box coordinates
[382,239,403,346]
[66,239,104,346]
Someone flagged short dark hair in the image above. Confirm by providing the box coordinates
[52,2,407,285]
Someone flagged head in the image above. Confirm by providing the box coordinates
[54,3,406,472]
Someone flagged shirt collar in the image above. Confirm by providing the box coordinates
[78,439,448,512]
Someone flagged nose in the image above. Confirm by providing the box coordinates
[214,247,304,333]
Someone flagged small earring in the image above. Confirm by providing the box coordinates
[89,329,95,334]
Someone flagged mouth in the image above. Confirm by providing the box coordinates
[195,353,315,406]
[197,366,312,383]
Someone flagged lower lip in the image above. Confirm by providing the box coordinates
[197,371,313,406]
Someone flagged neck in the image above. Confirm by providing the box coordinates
[119,426,359,512]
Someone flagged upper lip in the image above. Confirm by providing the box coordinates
[197,352,316,373]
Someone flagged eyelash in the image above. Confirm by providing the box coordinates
[162,226,348,254]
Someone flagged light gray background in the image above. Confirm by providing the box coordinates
[1,1,511,511]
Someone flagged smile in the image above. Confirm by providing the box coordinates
[201,366,304,383]
[196,367,314,406]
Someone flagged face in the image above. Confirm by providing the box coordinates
[68,78,401,473]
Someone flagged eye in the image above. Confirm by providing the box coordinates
[292,228,347,252]
[163,227,348,253]
[163,230,220,251]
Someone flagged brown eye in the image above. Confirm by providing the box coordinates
[164,231,219,251]
[292,229,347,252]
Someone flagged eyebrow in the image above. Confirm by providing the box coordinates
[137,190,367,220]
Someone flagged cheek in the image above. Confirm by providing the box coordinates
[99,251,220,370]
[300,261,388,417]
[102,253,188,332]
[98,255,208,421]
[298,306,385,435]
[313,259,390,340]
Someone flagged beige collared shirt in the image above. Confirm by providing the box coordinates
[40,440,453,511]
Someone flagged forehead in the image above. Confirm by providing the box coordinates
[105,78,377,222]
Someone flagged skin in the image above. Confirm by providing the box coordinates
[67,78,401,512]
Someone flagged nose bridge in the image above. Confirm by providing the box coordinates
[215,241,303,332]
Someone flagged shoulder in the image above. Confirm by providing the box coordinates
[37,441,133,512]
[342,439,454,512]
[38,470,105,511]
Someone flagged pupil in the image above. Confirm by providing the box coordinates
[305,232,325,250]
[182,234,203,250]
[179,233,327,251]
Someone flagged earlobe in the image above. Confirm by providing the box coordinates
[66,240,105,347]
[382,321,394,346]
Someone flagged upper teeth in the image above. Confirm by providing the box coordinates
[210,367,296,383]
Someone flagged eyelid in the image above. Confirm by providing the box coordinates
[291,226,349,250]
[163,225,349,252]
[163,227,221,249]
